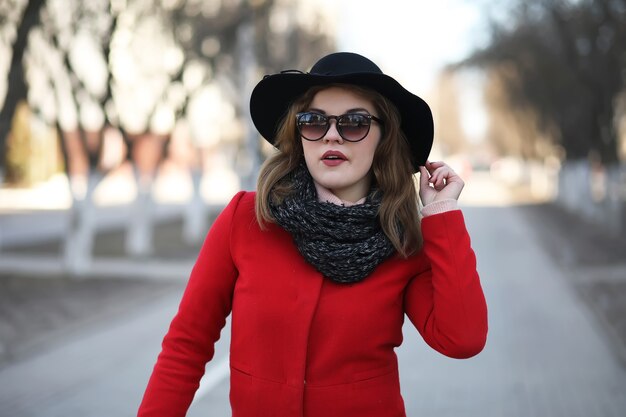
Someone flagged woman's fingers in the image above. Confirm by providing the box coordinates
[428,166,450,189]
[425,160,444,168]
[419,166,430,189]
[420,160,465,201]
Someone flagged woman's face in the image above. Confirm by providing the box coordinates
[301,86,382,202]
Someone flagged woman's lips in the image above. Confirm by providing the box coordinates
[321,150,347,166]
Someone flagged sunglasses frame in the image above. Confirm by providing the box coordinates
[295,112,383,142]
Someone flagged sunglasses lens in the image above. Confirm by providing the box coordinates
[297,113,328,140]
[296,112,374,141]
[338,114,370,141]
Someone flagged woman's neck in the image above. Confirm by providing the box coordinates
[314,182,367,206]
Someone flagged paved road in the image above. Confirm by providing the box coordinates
[1,204,626,417]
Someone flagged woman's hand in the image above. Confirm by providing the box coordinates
[418,160,465,205]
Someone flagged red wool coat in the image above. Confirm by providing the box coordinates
[138,191,488,417]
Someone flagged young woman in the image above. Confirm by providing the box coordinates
[138,52,488,417]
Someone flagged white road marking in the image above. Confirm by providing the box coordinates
[191,357,230,404]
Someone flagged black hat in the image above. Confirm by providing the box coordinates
[249,52,434,171]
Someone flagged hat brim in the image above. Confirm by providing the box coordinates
[250,72,434,171]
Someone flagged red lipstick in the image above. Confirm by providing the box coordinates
[321,150,347,166]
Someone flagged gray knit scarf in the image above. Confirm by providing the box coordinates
[269,165,395,284]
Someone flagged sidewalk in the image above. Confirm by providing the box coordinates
[517,202,626,366]
[398,204,626,417]
[0,215,203,367]
[0,168,224,367]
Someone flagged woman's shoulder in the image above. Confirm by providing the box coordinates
[229,190,256,205]
[224,191,257,217]
[210,191,261,238]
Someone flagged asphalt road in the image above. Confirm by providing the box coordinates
[1,204,626,416]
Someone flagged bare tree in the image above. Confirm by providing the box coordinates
[460,0,626,164]
[147,0,335,244]
[433,69,473,157]
[1,0,336,271]
[460,0,626,232]
[0,0,45,182]
[23,0,119,272]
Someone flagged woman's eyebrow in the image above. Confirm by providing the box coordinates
[346,107,371,114]
[307,107,326,114]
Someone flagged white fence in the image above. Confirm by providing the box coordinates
[557,160,626,237]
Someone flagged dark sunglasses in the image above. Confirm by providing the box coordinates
[295,112,383,142]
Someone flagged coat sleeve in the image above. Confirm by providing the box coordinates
[404,210,488,359]
[137,191,246,416]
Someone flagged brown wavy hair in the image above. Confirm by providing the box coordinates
[255,84,422,257]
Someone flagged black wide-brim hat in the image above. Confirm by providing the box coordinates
[250,52,434,171]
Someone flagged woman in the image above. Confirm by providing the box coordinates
[138,52,488,417]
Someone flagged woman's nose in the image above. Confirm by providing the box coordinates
[323,120,344,143]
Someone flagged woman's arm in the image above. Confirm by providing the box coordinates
[405,161,487,358]
[137,191,246,416]
[404,209,488,359]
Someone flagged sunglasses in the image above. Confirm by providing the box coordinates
[296,112,383,142]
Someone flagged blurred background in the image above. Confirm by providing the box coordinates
[0,0,625,416]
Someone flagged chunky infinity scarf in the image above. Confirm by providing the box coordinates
[269,165,395,284]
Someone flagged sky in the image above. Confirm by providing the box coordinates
[334,0,491,144]
[335,0,489,96]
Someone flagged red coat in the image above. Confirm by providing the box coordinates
[138,191,488,417]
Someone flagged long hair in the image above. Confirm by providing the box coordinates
[255,84,422,257]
